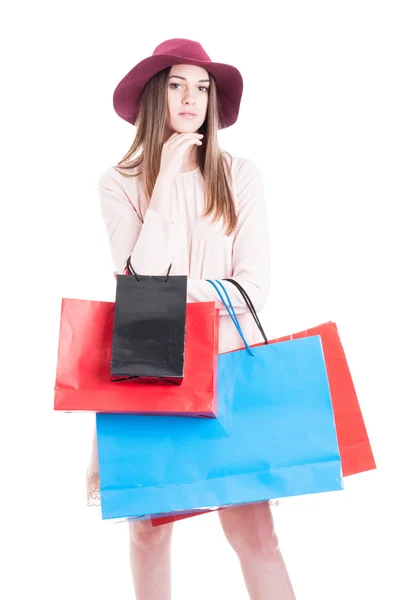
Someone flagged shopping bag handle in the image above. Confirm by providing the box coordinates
[206,279,255,356]
[222,279,268,345]
[125,256,172,282]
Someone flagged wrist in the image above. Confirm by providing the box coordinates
[155,171,175,187]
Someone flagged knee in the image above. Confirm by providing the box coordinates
[220,504,280,559]
[129,520,173,550]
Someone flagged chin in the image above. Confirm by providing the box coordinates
[174,126,199,134]
[170,120,202,134]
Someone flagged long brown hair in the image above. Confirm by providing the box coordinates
[114,66,238,236]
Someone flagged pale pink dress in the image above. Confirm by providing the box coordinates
[86,153,271,506]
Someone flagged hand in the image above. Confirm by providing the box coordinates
[158,132,203,181]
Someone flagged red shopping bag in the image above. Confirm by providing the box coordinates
[151,321,376,526]
[273,322,375,477]
[54,299,219,416]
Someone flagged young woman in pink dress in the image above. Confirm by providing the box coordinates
[87,38,296,600]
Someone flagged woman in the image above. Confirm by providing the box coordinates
[87,38,296,600]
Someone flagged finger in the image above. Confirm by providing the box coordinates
[171,132,203,139]
[173,139,203,152]
[171,134,204,148]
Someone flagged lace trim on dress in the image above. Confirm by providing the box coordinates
[86,470,101,507]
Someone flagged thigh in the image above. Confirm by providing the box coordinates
[88,420,99,473]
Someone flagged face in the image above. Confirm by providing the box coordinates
[166,64,210,135]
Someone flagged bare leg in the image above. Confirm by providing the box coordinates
[219,502,296,600]
[85,422,174,597]
[128,520,174,600]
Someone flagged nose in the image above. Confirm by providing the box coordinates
[182,90,195,105]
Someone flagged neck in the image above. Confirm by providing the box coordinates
[182,143,199,169]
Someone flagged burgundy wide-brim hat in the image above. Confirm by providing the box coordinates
[113,38,243,129]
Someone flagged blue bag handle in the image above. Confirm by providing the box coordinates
[206,279,255,356]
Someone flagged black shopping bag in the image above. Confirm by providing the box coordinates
[110,260,187,385]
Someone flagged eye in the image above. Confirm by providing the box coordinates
[169,83,209,92]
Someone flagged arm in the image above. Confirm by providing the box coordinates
[99,168,184,275]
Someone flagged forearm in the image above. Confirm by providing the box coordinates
[148,173,174,218]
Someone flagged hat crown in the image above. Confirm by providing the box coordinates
[152,38,212,62]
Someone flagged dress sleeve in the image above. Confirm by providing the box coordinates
[186,158,271,314]
[99,167,184,274]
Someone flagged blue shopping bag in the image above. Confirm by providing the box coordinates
[96,280,343,520]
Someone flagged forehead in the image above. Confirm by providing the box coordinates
[169,64,209,80]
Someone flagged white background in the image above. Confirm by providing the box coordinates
[2,1,397,599]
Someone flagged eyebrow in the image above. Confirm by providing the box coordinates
[168,75,210,83]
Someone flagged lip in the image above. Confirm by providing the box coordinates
[179,112,197,117]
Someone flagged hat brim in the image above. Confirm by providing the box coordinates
[113,54,243,129]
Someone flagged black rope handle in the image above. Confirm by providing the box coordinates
[223,279,268,345]
[125,256,140,281]
[125,256,172,282]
